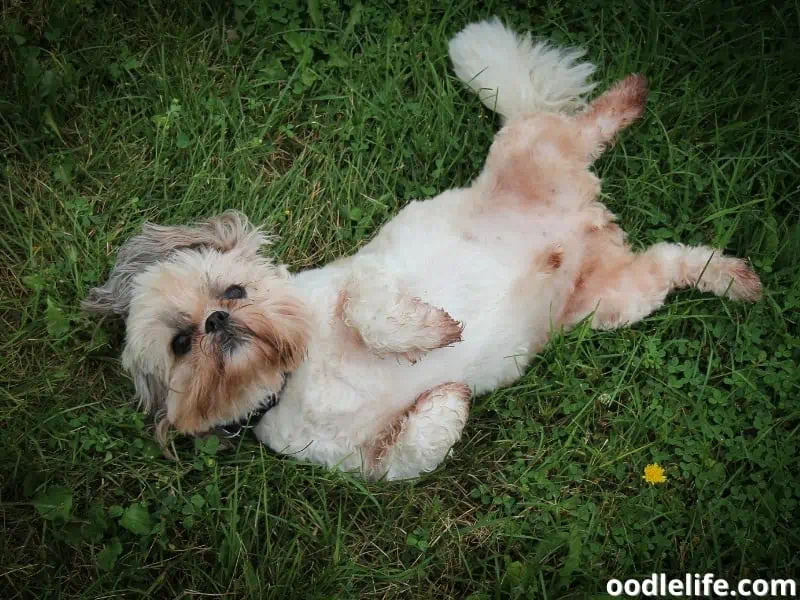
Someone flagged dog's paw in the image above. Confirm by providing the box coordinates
[425,302,465,348]
[399,299,464,356]
[721,258,763,302]
[396,306,464,364]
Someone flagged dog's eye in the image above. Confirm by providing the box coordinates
[223,285,246,300]
[171,332,192,356]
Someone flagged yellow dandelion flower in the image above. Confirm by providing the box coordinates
[643,463,667,485]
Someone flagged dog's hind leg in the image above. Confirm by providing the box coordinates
[562,242,762,330]
[364,382,472,481]
[339,262,463,362]
[472,74,648,211]
[575,74,649,161]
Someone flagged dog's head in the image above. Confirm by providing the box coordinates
[84,211,311,441]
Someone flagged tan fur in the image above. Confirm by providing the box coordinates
[480,72,759,331]
[544,246,564,271]
[418,299,465,348]
[483,114,587,206]
[728,262,763,301]
[94,221,313,441]
[577,73,649,157]
[170,312,297,433]
[237,299,311,371]
[560,234,763,329]
[479,76,644,210]
[333,289,368,353]
[366,411,410,471]
[412,382,472,411]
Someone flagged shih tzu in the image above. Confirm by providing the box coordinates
[84,18,762,480]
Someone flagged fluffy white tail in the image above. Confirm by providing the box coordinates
[448,17,597,120]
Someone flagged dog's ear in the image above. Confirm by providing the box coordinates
[125,354,174,456]
[131,368,169,415]
[82,210,271,317]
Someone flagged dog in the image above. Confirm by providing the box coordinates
[84,18,762,480]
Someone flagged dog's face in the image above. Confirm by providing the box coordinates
[84,211,311,439]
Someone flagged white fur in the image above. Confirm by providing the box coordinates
[448,17,597,119]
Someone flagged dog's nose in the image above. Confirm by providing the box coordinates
[205,310,230,333]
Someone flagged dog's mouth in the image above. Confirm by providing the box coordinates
[215,390,279,439]
[206,319,248,355]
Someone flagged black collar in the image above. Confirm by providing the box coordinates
[216,390,278,439]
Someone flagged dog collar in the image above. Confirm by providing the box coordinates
[216,391,278,439]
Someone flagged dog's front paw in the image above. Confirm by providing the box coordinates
[423,302,465,348]
[393,306,464,364]
[396,299,464,357]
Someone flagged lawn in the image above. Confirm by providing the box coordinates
[1,0,799,598]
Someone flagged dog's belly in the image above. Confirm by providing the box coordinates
[363,191,585,389]
[256,189,586,464]
[390,257,573,391]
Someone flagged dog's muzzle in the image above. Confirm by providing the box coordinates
[216,391,278,439]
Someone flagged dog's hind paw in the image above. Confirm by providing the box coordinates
[720,258,763,302]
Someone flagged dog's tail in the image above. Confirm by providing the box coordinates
[448,17,597,120]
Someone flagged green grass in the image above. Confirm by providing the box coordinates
[2,0,799,598]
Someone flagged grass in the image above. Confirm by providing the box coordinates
[1,0,799,597]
